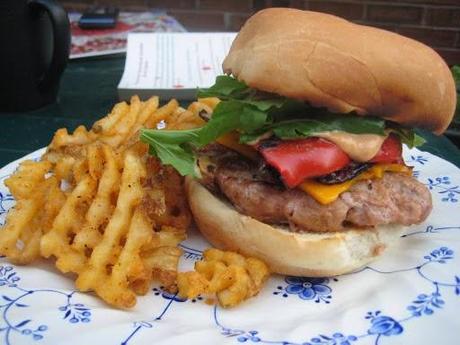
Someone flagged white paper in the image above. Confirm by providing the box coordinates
[118,32,237,100]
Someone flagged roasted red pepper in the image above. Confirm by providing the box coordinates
[370,134,403,164]
[257,138,351,188]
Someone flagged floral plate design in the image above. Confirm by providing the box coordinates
[0,147,459,345]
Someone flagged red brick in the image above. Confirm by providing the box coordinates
[199,0,251,12]
[252,0,305,10]
[397,27,457,47]
[288,0,305,9]
[168,10,225,30]
[367,5,423,24]
[252,0,266,11]
[435,48,460,65]
[426,8,460,27]
[307,1,364,20]
[270,0,291,6]
[357,22,398,33]
[147,0,197,10]
[364,0,460,5]
[228,14,251,31]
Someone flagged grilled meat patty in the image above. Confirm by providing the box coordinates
[199,145,432,233]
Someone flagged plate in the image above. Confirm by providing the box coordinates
[0,147,459,345]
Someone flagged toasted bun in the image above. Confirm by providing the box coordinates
[223,8,456,134]
[186,177,405,277]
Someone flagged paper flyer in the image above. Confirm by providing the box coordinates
[117,32,237,101]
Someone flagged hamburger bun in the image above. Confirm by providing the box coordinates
[223,8,456,134]
[186,177,405,277]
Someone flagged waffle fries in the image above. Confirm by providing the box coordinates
[177,249,270,308]
[0,95,222,308]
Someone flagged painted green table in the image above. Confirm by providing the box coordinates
[1,57,459,168]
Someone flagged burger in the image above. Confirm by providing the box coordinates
[141,8,456,276]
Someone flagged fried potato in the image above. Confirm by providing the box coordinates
[0,178,49,263]
[100,96,142,147]
[72,145,120,252]
[144,99,179,129]
[48,125,96,151]
[5,160,51,199]
[40,175,97,273]
[92,101,129,134]
[0,95,197,308]
[197,97,220,110]
[177,271,208,299]
[0,162,60,264]
[178,248,270,308]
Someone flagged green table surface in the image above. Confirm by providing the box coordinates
[1,57,460,168]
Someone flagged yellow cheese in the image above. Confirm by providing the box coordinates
[216,131,259,160]
[299,164,412,205]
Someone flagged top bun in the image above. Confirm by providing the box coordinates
[223,8,456,134]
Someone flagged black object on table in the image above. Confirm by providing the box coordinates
[0,57,459,169]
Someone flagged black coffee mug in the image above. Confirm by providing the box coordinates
[0,0,70,112]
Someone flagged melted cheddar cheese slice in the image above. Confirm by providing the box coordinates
[216,131,259,160]
[299,164,412,205]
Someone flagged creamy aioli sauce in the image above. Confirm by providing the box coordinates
[314,131,388,162]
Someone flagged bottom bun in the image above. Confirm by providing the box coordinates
[185,177,406,277]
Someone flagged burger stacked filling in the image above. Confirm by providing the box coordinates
[141,75,432,232]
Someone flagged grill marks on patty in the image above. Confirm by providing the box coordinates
[202,147,432,233]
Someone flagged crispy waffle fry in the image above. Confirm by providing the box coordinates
[0,95,219,308]
[5,160,51,199]
[72,145,120,252]
[144,99,179,129]
[178,249,270,308]
[0,160,60,264]
[75,150,147,306]
[92,101,130,134]
[40,174,98,273]
[197,97,220,110]
[99,96,142,147]
[48,125,96,151]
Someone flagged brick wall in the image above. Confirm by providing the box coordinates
[61,0,460,65]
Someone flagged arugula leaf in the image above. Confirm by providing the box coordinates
[140,99,275,176]
[197,101,245,144]
[389,127,426,148]
[143,75,426,176]
[240,115,386,143]
[140,129,200,177]
[197,75,248,99]
[198,75,288,111]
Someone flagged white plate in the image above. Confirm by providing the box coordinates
[0,147,459,345]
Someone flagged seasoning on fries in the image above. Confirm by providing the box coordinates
[0,95,270,309]
[177,248,270,308]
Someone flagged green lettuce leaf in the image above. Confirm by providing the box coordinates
[389,127,426,148]
[142,75,426,176]
[196,75,248,99]
[140,129,200,177]
[240,115,386,143]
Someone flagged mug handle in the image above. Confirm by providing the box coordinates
[29,0,70,91]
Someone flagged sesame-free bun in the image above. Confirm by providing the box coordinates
[223,8,456,134]
[186,177,405,277]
